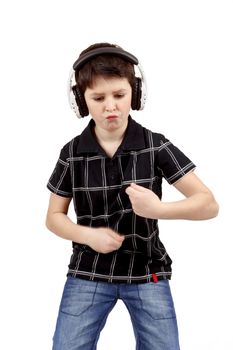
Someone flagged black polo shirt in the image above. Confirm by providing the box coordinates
[47,116,196,283]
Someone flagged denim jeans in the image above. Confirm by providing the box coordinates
[52,277,180,350]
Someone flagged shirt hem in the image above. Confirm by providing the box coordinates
[67,270,172,284]
[47,183,73,198]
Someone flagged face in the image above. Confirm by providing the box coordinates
[84,76,132,134]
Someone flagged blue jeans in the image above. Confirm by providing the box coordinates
[53,277,180,350]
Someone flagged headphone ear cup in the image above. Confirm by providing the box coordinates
[72,85,89,117]
[131,78,142,110]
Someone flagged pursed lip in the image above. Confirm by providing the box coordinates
[106,115,118,120]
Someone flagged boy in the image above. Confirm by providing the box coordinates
[46,42,219,350]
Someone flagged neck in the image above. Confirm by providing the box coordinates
[94,121,128,144]
[93,123,128,158]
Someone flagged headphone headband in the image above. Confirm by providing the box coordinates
[73,47,139,71]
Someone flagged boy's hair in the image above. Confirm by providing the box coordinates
[75,42,136,94]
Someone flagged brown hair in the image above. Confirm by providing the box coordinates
[75,43,136,94]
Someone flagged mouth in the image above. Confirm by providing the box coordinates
[106,115,118,120]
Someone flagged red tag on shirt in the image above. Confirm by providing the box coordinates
[152,273,158,283]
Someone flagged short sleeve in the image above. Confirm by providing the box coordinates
[47,145,73,198]
[157,135,196,185]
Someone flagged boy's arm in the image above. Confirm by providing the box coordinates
[126,172,219,220]
[45,193,124,253]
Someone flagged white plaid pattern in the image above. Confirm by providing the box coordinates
[47,117,195,283]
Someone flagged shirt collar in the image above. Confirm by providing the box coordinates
[76,115,145,155]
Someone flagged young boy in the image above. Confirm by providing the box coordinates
[46,42,219,350]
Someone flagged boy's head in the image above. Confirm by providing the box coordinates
[75,43,136,95]
[68,42,147,118]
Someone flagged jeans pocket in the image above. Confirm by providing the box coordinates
[59,277,96,317]
[138,280,177,320]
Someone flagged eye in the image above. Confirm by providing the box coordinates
[93,96,104,102]
[114,94,125,99]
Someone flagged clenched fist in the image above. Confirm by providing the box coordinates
[87,227,125,254]
[126,183,162,219]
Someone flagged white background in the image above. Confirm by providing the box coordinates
[0,1,232,349]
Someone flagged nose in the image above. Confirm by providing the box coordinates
[105,97,116,112]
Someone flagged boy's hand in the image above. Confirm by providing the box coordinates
[126,183,162,219]
[87,227,125,254]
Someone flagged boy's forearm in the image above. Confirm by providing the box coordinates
[46,212,92,244]
[158,192,219,220]
[45,213,125,254]
[126,182,219,221]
